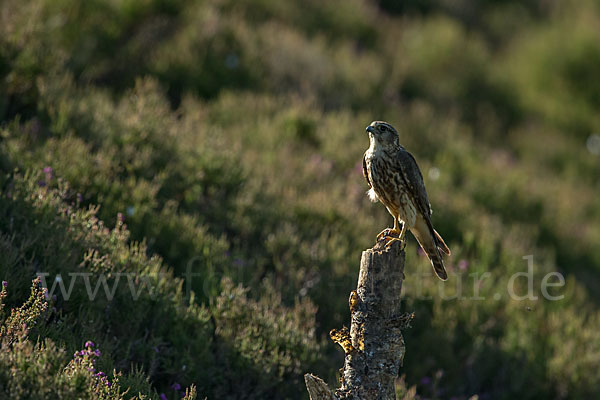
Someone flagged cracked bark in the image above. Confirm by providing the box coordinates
[305,239,411,400]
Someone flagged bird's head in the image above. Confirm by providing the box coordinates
[366,121,399,147]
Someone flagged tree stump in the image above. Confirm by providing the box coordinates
[305,238,411,400]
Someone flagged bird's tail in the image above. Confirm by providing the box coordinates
[434,229,451,255]
[413,226,448,281]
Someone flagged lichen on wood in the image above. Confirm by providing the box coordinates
[305,238,412,400]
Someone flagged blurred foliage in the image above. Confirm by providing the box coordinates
[1,0,600,399]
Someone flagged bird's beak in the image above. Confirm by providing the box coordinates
[366,126,375,134]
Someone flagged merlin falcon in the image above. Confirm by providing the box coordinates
[363,121,451,280]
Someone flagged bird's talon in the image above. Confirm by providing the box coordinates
[377,228,393,241]
[383,237,403,248]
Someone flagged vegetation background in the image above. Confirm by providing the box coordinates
[1,0,600,398]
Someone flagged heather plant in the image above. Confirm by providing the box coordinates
[0,171,323,398]
[0,278,48,344]
[0,279,172,399]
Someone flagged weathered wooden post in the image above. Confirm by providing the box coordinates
[305,238,411,400]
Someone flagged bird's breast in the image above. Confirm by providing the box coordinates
[365,151,416,226]
[366,153,402,200]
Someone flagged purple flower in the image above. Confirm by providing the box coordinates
[85,341,95,348]
[154,346,160,353]
[160,394,168,400]
[1,281,7,287]
[171,383,181,391]
[420,376,432,385]
[458,259,469,271]
[43,166,54,181]
[94,349,102,357]
[96,372,106,378]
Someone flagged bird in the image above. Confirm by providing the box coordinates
[362,121,451,280]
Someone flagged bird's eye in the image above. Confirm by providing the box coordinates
[379,125,387,132]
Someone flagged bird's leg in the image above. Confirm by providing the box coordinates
[377,217,403,242]
[398,218,406,240]
[392,219,408,250]
[390,217,402,237]
[383,219,405,247]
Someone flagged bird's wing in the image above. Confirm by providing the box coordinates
[362,152,372,189]
[395,149,433,218]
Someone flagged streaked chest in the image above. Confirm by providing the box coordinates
[365,147,417,225]
[365,148,402,188]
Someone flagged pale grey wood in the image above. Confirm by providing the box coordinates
[305,374,336,400]
[305,239,409,399]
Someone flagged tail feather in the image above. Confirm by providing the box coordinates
[427,249,448,281]
[434,229,451,255]
[413,218,450,281]
[426,245,448,281]
[413,229,448,281]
